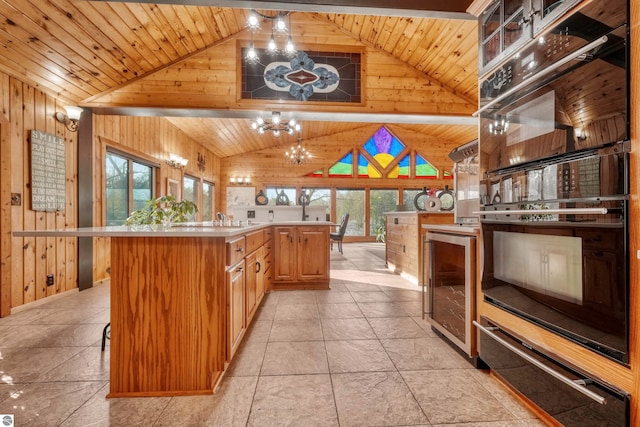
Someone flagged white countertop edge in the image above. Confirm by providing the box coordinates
[13,221,333,238]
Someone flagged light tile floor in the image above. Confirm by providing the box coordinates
[0,243,546,426]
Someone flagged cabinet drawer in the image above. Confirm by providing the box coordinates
[245,230,264,254]
[263,227,273,242]
[226,236,246,266]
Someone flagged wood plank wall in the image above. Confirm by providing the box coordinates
[0,74,79,317]
[0,71,223,314]
[91,115,222,283]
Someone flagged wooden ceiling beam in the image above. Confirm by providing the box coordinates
[90,0,476,20]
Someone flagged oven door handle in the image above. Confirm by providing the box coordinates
[474,35,609,116]
[473,321,608,405]
[473,207,608,216]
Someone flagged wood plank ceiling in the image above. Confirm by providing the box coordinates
[0,1,480,157]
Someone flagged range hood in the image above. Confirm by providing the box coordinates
[448,139,478,162]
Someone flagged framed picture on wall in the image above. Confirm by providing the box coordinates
[167,178,181,200]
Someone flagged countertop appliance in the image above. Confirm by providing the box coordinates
[448,139,480,225]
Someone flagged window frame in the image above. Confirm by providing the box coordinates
[105,148,158,226]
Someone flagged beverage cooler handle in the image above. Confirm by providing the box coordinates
[473,36,609,116]
[421,236,433,319]
[474,208,609,216]
[473,321,607,405]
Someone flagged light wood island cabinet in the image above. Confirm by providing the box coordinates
[15,222,331,398]
[384,212,454,284]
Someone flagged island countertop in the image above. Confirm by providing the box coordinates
[13,221,333,238]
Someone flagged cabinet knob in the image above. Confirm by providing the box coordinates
[236,247,244,252]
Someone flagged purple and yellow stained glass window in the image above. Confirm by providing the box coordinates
[329,152,353,177]
[416,153,438,179]
[362,127,405,177]
[397,154,410,179]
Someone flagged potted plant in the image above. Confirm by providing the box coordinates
[125,194,197,225]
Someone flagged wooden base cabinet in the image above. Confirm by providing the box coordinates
[245,229,267,325]
[272,226,330,289]
[109,236,227,398]
[227,260,245,361]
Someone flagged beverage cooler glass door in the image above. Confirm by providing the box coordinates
[427,232,476,356]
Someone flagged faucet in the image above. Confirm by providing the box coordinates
[300,190,309,221]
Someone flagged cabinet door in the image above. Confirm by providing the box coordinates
[245,251,258,323]
[298,227,329,280]
[274,227,296,281]
[256,245,265,304]
[227,261,245,361]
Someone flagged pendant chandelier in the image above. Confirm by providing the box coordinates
[488,118,509,135]
[285,134,312,166]
[251,111,301,137]
[245,10,296,63]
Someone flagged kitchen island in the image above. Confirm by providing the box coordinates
[384,211,454,284]
[14,221,331,398]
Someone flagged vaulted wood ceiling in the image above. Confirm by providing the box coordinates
[0,1,480,157]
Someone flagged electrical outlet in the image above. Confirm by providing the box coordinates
[247,210,255,219]
[46,274,54,286]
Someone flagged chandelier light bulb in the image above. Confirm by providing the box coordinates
[268,33,277,52]
[275,16,287,32]
[251,121,258,130]
[246,41,258,62]
[256,117,264,125]
[273,129,280,137]
[247,12,260,30]
[258,127,265,134]
[272,112,281,125]
[285,36,295,54]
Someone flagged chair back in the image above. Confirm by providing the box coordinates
[338,213,349,236]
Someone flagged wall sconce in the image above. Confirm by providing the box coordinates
[575,128,587,142]
[166,153,188,170]
[230,176,251,185]
[55,106,83,132]
[197,152,206,172]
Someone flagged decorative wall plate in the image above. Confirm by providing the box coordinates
[276,190,290,206]
[255,190,268,205]
[438,185,454,211]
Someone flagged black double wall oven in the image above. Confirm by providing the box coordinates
[478,0,630,364]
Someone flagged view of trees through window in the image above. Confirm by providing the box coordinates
[336,188,365,236]
[266,187,296,206]
[369,189,398,237]
[203,181,214,221]
[106,151,153,226]
[183,175,198,221]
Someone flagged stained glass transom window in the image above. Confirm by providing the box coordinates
[329,152,353,177]
[415,153,438,179]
